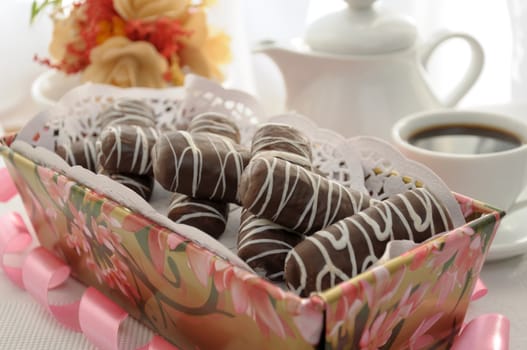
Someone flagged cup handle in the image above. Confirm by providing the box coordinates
[420,31,485,107]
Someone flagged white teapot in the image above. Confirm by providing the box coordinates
[255,0,484,139]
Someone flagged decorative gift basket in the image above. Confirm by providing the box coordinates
[0,76,503,349]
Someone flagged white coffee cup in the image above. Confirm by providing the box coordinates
[391,109,527,211]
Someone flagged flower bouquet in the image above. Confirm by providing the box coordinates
[33,0,231,88]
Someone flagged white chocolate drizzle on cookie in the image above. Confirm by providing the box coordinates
[104,172,154,200]
[239,156,372,235]
[98,99,156,127]
[187,112,241,144]
[56,138,97,171]
[285,188,453,296]
[153,131,250,203]
[251,123,313,162]
[237,209,304,281]
[167,193,228,239]
[98,125,159,175]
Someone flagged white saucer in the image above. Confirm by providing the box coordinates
[486,206,527,261]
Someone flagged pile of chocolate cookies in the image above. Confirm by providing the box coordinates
[55,98,456,297]
[56,99,159,200]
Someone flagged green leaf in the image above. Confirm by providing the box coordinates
[454,270,473,310]
[30,2,39,23]
[352,303,370,349]
[441,253,457,275]
[69,186,85,212]
[135,226,152,260]
[380,319,405,350]
[87,199,103,219]
[166,256,181,288]
[29,0,63,24]
[171,241,188,253]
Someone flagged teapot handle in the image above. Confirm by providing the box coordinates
[420,32,484,107]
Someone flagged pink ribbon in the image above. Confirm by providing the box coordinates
[472,278,488,301]
[0,207,178,350]
[80,288,180,350]
[80,287,128,349]
[22,247,82,331]
[0,212,32,288]
[452,314,510,350]
[449,278,509,349]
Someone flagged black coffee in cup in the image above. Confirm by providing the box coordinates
[408,124,524,155]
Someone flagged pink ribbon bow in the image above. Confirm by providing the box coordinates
[0,213,178,350]
[452,313,510,350]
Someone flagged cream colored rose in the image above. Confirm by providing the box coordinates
[82,37,168,88]
[176,8,231,82]
[114,0,188,20]
[49,6,85,62]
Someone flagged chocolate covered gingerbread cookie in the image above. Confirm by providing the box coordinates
[237,123,313,279]
[167,193,229,238]
[98,125,159,175]
[284,188,454,296]
[56,138,97,172]
[153,131,250,203]
[239,155,372,234]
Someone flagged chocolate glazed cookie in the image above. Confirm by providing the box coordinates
[237,123,313,280]
[284,188,454,296]
[166,113,240,237]
[98,99,156,127]
[98,125,159,175]
[187,112,241,144]
[56,138,98,172]
[153,131,250,203]
[237,208,304,281]
[251,123,312,162]
[98,169,155,201]
[239,155,372,235]
[167,193,229,239]
[96,98,158,200]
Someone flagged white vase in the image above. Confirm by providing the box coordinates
[31,70,82,109]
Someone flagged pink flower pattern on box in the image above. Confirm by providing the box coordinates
[322,196,502,349]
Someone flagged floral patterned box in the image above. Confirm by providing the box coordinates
[0,131,503,350]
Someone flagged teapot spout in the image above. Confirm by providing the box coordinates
[253,40,318,106]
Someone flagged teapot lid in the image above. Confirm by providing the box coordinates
[305,0,417,55]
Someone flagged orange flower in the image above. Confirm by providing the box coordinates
[96,16,126,44]
[82,36,168,88]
